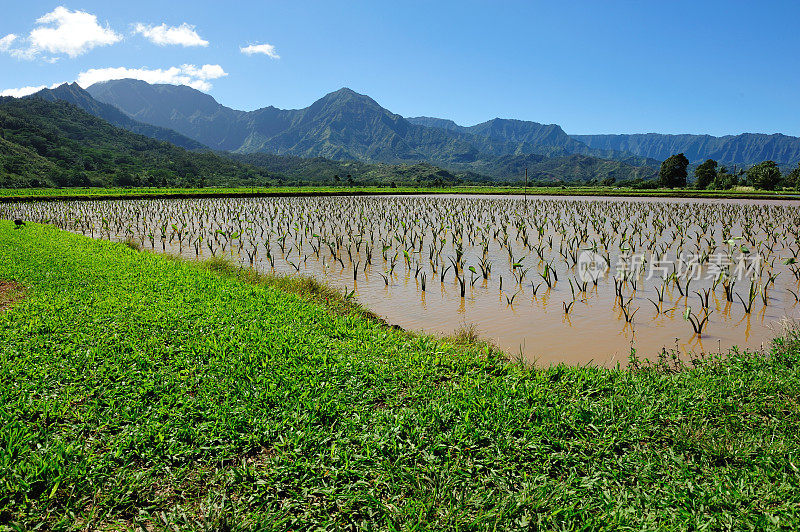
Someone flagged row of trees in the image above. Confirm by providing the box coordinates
[658,153,800,190]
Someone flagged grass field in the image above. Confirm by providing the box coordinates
[1,185,799,202]
[1,222,800,529]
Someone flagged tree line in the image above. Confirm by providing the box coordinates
[658,153,800,191]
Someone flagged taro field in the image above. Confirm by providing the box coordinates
[4,194,800,365]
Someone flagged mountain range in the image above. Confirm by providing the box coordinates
[4,78,798,189]
[83,79,800,173]
[83,79,658,180]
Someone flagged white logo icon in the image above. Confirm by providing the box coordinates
[577,251,608,283]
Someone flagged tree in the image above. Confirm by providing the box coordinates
[784,163,800,190]
[712,166,738,190]
[659,153,689,188]
[694,159,717,189]
[747,160,781,190]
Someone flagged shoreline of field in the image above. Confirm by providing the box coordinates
[1,185,800,203]
[1,222,799,528]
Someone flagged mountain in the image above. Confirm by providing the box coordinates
[31,83,207,151]
[0,96,277,188]
[86,81,539,163]
[85,80,657,181]
[409,116,662,169]
[0,96,477,188]
[87,79,251,152]
[572,133,800,169]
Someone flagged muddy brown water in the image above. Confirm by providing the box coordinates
[6,194,800,366]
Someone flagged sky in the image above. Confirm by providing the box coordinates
[1,0,799,136]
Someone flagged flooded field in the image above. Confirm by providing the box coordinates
[5,194,800,365]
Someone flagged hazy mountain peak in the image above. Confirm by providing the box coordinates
[32,82,207,150]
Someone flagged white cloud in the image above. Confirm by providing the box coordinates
[1,7,121,60]
[0,34,17,51]
[0,82,64,97]
[133,23,208,47]
[0,85,46,97]
[240,43,279,59]
[76,64,228,91]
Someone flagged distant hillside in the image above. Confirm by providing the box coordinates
[409,116,662,169]
[573,133,800,169]
[85,80,658,181]
[32,83,207,151]
[0,97,276,188]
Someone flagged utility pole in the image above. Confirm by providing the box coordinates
[524,168,528,199]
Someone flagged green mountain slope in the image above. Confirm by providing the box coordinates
[0,135,61,188]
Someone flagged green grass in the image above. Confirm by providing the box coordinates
[1,185,799,202]
[1,222,800,530]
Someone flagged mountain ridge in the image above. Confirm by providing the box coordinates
[31,83,207,151]
[85,80,659,178]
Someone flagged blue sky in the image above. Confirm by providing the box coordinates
[1,1,799,136]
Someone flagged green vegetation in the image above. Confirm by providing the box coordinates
[658,153,689,188]
[1,222,800,528]
[693,158,718,190]
[686,157,800,192]
[748,160,783,191]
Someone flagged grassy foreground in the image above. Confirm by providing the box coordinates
[1,185,799,202]
[1,224,799,530]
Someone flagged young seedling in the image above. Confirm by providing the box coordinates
[468,265,479,287]
[788,288,799,303]
[531,282,542,296]
[684,307,712,336]
[695,288,712,311]
[621,298,639,323]
[736,281,758,314]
